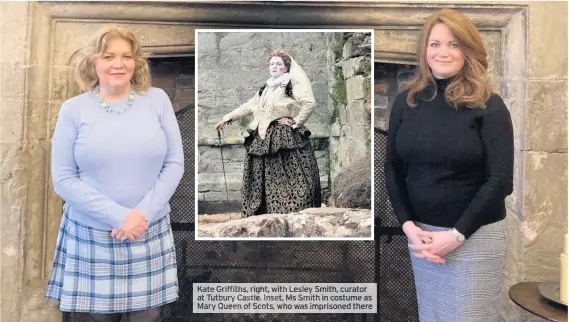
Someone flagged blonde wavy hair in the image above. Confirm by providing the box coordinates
[69,26,151,92]
[267,49,292,72]
[404,9,494,109]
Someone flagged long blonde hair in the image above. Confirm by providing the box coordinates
[404,9,494,109]
[69,26,151,92]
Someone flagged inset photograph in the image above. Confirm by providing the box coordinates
[195,30,373,239]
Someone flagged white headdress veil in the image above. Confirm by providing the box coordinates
[288,54,315,104]
[287,53,316,126]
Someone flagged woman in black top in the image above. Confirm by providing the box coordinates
[385,9,513,322]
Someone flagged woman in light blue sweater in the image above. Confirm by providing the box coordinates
[45,26,183,322]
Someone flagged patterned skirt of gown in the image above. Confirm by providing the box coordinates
[241,121,322,217]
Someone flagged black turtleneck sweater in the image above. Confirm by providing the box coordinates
[385,78,514,239]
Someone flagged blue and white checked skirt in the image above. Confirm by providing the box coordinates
[45,211,179,313]
[409,220,508,322]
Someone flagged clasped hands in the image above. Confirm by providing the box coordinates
[403,221,464,264]
[111,209,148,242]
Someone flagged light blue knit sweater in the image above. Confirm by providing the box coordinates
[50,87,184,230]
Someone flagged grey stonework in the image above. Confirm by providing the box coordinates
[197,32,372,205]
[374,63,415,131]
[327,32,373,196]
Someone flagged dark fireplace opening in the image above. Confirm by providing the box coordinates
[374,61,419,321]
[147,56,196,225]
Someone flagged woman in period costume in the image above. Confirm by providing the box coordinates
[216,49,322,217]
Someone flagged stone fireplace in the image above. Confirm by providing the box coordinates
[2,2,566,322]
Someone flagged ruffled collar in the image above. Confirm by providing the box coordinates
[266,73,291,88]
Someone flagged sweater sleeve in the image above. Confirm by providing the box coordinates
[51,101,130,230]
[454,95,514,239]
[134,89,184,222]
[384,93,416,225]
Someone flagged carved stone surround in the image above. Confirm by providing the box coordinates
[24,0,527,311]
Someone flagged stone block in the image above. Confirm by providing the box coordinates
[198,172,243,192]
[330,122,341,137]
[501,77,528,151]
[507,150,525,219]
[53,22,96,66]
[523,151,567,239]
[526,80,567,152]
[345,99,370,126]
[0,141,25,318]
[337,103,347,125]
[2,64,26,99]
[346,75,370,102]
[26,66,51,102]
[331,125,371,182]
[197,32,219,53]
[342,56,370,78]
[48,101,65,137]
[342,34,371,59]
[315,151,329,172]
[319,176,329,189]
[1,98,24,142]
[481,31,502,80]
[198,157,244,174]
[203,191,242,202]
[18,278,62,322]
[51,66,71,102]
[21,140,49,282]
[219,32,255,48]
[0,2,29,64]
[332,156,371,209]
[282,32,326,43]
[148,25,194,47]
[528,2,568,78]
[311,82,330,116]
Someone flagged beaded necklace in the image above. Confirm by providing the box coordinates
[92,86,136,114]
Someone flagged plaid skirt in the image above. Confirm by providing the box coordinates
[45,210,179,313]
[410,220,508,322]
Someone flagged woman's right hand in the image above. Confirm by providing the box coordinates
[402,221,445,264]
[215,120,227,131]
[115,210,148,241]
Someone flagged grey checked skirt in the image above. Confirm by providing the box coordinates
[45,209,179,313]
[409,220,508,322]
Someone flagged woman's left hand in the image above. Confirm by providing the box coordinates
[278,118,294,126]
[111,228,144,241]
[408,230,463,258]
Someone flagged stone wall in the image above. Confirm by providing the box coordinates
[500,2,568,321]
[1,3,61,321]
[196,32,332,205]
[327,32,372,185]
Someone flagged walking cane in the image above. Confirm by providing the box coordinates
[217,130,230,201]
